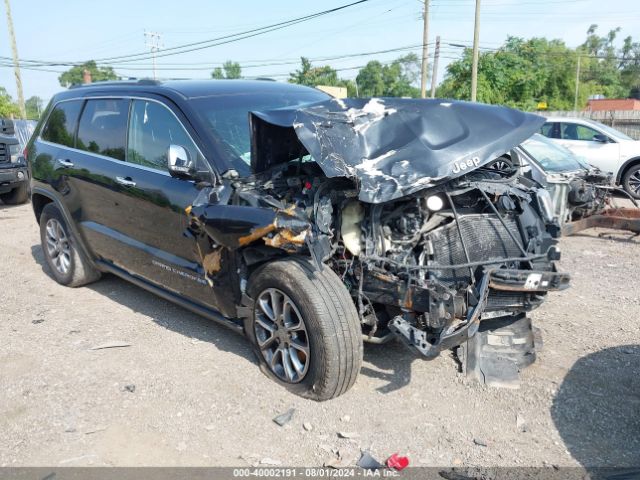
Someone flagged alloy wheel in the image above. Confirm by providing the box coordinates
[45,218,71,275]
[254,288,310,383]
[628,168,640,196]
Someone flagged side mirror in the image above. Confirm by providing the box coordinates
[593,134,608,143]
[167,144,194,178]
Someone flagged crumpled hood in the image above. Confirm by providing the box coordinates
[250,97,546,203]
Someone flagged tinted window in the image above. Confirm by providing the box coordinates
[77,99,128,160]
[540,122,556,138]
[560,123,603,141]
[127,100,199,171]
[42,101,83,147]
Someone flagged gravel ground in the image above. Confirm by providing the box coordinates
[1,201,639,468]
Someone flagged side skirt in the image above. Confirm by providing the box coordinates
[96,260,244,334]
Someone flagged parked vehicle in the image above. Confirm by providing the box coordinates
[27,80,569,400]
[0,119,29,205]
[540,117,640,199]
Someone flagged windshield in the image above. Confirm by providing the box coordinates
[521,133,589,172]
[189,90,329,174]
[588,120,634,141]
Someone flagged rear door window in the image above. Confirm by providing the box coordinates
[77,99,129,160]
[41,100,83,147]
[127,99,200,171]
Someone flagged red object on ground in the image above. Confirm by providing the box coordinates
[386,453,409,471]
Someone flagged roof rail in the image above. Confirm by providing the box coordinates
[69,79,161,89]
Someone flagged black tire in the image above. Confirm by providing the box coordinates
[622,163,640,199]
[0,183,29,205]
[245,257,362,401]
[39,203,101,287]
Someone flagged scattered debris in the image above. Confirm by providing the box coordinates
[31,319,44,324]
[84,426,107,435]
[516,414,528,433]
[303,422,313,432]
[273,408,295,426]
[89,341,131,351]
[357,451,383,470]
[123,384,136,393]
[473,437,488,447]
[386,453,410,471]
[337,432,359,439]
[260,458,282,466]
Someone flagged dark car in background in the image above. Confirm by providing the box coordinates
[27,80,569,400]
[0,119,30,204]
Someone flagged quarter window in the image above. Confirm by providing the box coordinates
[127,100,199,171]
[77,99,128,160]
[41,101,83,147]
[560,123,603,141]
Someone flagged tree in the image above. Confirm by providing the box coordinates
[0,87,20,117]
[356,53,421,98]
[58,61,118,88]
[211,60,242,79]
[288,57,356,96]
[25,96,43,120]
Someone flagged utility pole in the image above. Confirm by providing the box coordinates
[420,0,430,99]
[574,54,581,112]
[3,0,26,119]
[144,30,162,81]
[430,35,440,98]
[470,0,481,102]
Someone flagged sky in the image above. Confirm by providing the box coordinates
[1,0,639,105]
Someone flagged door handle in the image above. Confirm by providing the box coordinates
[56,158,74,168]
[115,176,137,187]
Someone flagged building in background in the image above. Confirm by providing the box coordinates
[586,98,640,112]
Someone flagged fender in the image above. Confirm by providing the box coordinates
[31,186,101,272]
[616,156,640,183]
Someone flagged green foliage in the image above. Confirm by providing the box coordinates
[211,60,242,79]
[438,27,640,110]
[288,57,356,96]
[58,61,118,88]
[0,87,20,117]
[25,96,43,120]
[356,53,420,97]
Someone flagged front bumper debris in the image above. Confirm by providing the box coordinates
[388,268,569,358]
[561,207,640,236]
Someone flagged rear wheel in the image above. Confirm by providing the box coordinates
[245,257,362,401]
[39,203,101,287]
[0,183,29,205]
[622,163,640,199]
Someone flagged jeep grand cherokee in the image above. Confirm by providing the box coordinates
[27,80,569,400]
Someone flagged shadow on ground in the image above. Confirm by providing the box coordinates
[31,243,423,394]
[551,345,640,470]
[30,244,256,366]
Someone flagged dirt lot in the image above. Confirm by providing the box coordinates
[1,201,639,468]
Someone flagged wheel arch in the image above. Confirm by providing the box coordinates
[32,187,100,271]
[616,156,640,184]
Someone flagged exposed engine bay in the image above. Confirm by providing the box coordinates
[185,98,571,359]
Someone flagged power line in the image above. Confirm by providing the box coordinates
[5,0,374,67]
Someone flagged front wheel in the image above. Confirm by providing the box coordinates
[0,183,29,205]
[245,257,363,401]
[622,164,640,199]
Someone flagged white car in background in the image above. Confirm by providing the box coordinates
[540,117,640,198]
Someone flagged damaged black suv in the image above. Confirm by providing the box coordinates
[28,80,569,400]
